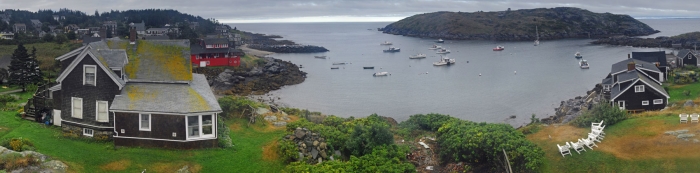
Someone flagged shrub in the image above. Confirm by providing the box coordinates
[217,96,264,119]
[571,100,628,128]
[0,94,17,108]
[277,139,298,163]
[0,137,35,152]
[283,145,414,173]
[0,153,39,171]
[217,116,233,148]
[399,113,459,131]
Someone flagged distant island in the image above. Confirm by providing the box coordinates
[592,31,700,49]
[381,7,658,41]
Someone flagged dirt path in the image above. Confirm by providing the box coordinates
[240,44,274,57]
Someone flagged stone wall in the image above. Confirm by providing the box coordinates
[283,127,332,164]
[61,123,113,140]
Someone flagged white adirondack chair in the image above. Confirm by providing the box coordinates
[691,113,699,123]
[592,125,606,137]
[680,114,689,123]
[591,120,604,128]
[579,138,598,149]
[588,133,602,143]
[570,141,586,154]
[557,143,572,157]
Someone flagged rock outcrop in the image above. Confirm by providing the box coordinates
[382,7,657,41]
[284,127,331,164]
[197,57,306,95]
[247,44,328,53]
[592,32,700,49]
[0,146,68,173]
[541,84,605,124]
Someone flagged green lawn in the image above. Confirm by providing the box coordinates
[0,93,286,172]
[667,82,700,103]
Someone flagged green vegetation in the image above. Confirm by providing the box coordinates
[284,145,414,173]
[0,137,35,151]
[571,100,628,127]
[0,42,79,73]
[0,153,39,171]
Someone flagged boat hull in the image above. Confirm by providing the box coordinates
[363,67,374,69]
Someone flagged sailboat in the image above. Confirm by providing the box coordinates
[534,26,540,46]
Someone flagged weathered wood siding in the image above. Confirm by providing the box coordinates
[114,137,217,149]
[614,80,667,111]
[114,112,187,140]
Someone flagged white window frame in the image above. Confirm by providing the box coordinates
[634,85,645,93]
[71,97,82,119]
[83,128,93,137]
[653,99,663,105]
[95,101,109,122]
[185,114,216,140]
[139,114,151,131]
[618,100,625,110]
[83,65,97,86]
[642,100,649,105]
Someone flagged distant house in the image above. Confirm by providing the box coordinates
[30,19,42,29]
[130,21,146,35]
[190,38,241,67]
[676,49,698,67]
[605,58,669,111]
[631,51,669,82]
[40,36,221,149]
[65,24,79,32]
[215,25,229,34]
[88,27,101,35]
[0,32,14,40]
[145,28,168,36]
[13,23,26,33]
[102,21,117,36]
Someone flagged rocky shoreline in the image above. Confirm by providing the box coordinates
[591,35,699,49]
[541,84,605,124]
[195,57,306,95]
[238,30,328,53]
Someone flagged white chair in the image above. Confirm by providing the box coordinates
[591,129,605,139]
[680,114,689,123]
[592,125,606,137]
[591,120,604,128]
[569,141,586,154]
[588,133,602,143]
[557,143,572,157]
[691,113,699,123]
[579,138,598,150]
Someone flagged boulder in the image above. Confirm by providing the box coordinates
[264,115,278,122]
[311,148,319,159]
[684,100,695,107]
[320,151,328,159]
[273,121,287,127]
[294,129,306,139]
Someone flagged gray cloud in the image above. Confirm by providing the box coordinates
[2,0,699,22]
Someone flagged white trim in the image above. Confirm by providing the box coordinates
[83,128,94,137]
[113,135,215,142]
[83,65,97,86]
[96,101,109,122]
[653,99,663,104]
[611,79,670,101]
[56,48,124,89]
[71,97,82,119]
[634,85,645,93]
[186,114,216,140]
[635,69,661,85]
[62,120,113,129]
[642,100,649,105]
[55,46,86,61]
[618,100,625,110]
[139,113,151,131]
[111,110,221,116]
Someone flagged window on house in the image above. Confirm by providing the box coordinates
[96,101,108,122]
[84,65,96,86]
[634,85,645,92]
[83,128,94,137]
[188,116,199,137]
[202,115,213,135]
[72,97,82,118]
[140,114,151,131]
[654,99,663,104]
[642,100,649,105]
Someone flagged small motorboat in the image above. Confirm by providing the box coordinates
[314,56,327,59]
[331,67,340,69]
[332,62,347,65]
[373,72,390,77]
[436,48,450,54]
[428,44,442,50]
[380,41,393,45]
[363,66,374,69]
[493,45,504,51]
[435,39,444,43]
[433,56,456,66]
[409,53,427,59]
[579,59,589,69]
[575,52,583,59]
[383,47,400,52]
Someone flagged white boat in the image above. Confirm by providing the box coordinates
[373,72,390,76]
[435,39,444,43]
[575,52,583,59]
[493,45,504,51]
[332,62,347,65]
[428,44,442,50]
[433,56,456,66]
[383,47,400,52]
[314,56,327,59]
[409,53,427,59]
[380,41,393,45]
[534,26,540,46]
[580,59,589,69]
[436,48,450,54]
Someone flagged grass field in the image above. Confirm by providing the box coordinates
[667,82,700,103]
[0,93,287,172]
[528,115,700,172]
[0,43,80,71]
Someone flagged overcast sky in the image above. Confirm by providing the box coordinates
[2,0,699,23]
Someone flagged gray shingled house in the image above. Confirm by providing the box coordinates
[603,58,669,111]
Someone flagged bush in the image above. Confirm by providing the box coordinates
[217,96,265,119]
[283,145,414,173]
[277,139,298,163]
[217,115,233,148]
[399,113,459,131]
[0,153,39,171]
[0,137,35,152]
[571,100,628,128]
[0,94,17,108]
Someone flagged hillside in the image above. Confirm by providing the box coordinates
[382,7,658,41]
[592,31,700,49]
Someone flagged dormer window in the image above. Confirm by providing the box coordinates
[84,65,96,86]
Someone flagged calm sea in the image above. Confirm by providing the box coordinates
[229,18,699,126]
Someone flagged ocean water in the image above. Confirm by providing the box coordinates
[230,19,694,126]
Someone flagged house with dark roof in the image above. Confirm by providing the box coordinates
[605,59,669,111]
[39,35,221,149]
[13,23,26,33]
[190,38,242,67]
[676,49,698,67]
[631,51,669,81]
[130,21,146,35]
[30,19,42,29]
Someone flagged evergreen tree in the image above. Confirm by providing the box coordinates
[67,31,77,40]
[8,44,42,92]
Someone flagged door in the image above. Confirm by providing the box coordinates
[53,109,61,126]
[617,101,625,110]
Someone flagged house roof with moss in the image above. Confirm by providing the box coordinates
[110,39,192,82]
[110,74,221,114]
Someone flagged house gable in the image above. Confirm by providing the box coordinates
[611,79,668,111]
[56,47,125,89]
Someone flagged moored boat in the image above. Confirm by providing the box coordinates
[493,45,504,51]
[363,66,374,69]
[380,41,393,45]
[314,56,327,59]
[575,52,583,59]
[579,59,589,69]
[534,26,540,46]
[435,39,444,43]
[409,53,427,59]
[383,47,401,52]
[373,72,390,76]
[433,56,456,66]
[428,44,442,50]
[332,62,347,65]
[331,67,340,69]
[436,48,450,54]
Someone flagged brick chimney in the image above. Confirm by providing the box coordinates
[627,61,636,71]
[129,26,136,44]
[99,26,106,41]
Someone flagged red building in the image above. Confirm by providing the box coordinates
[190,38,242,67]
